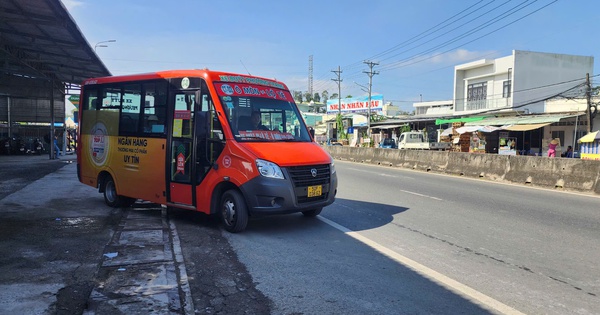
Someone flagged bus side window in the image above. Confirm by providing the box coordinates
[142,82,168,136]
[82,88,98,110]
[119,84,141,135]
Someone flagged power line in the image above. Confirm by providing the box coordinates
[377,0,542,72]
[366,0,495,63]
[324,0,557,85]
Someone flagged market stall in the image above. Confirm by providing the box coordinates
[579,131,600,160]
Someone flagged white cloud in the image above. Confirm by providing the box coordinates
[430,49,499,64]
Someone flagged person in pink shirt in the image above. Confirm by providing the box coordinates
[548,138,558,157]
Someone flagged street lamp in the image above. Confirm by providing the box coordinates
[94,39,116,52]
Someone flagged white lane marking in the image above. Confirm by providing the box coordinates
[399,189,443,201]
[347,167,414,180]
[317,216,526,315]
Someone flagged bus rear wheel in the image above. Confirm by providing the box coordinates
[302,207,322,217]
[220,190,248,233]
[103,175,135,208]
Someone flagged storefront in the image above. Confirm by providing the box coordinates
[579,131,600,160]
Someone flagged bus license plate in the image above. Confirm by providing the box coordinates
[307,185,322,197]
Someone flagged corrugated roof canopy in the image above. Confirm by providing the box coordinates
[464,114,579,126]
[0,0,111,85]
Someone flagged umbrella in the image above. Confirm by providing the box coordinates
[578,131,600,143]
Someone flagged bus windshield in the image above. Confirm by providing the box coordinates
[214,82,311,142]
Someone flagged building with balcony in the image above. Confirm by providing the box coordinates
[453,50,593,115]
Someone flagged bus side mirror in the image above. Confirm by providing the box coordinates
[195,111,210,138]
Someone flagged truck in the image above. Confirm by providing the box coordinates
[397,131,451,150]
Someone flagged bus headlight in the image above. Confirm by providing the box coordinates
[331,162,336,175]
[256,159,284,179]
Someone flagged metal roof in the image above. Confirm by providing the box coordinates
[0,0,111,85]
[463,113,580,126]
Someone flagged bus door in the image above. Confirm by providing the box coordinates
[168,90,197,207]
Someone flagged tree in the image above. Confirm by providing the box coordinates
[293,91,303,103]
[331,93,339,100]
[336,113,346,140]
[346,95,353,98]
[321,90,329,104]
[313,93,321,102]
[304,92,313,102]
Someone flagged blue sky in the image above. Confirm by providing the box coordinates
[63,0,599,112]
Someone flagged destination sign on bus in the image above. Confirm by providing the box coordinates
[214,83,291,101]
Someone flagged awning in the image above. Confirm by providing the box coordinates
[436,116,486,125]
[373,124,406,130]
[455,125,501,134]
[464,114,578,126]
[579,131,600,143]
[500,123,551,131]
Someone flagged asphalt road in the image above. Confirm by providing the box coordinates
[2,155,598,314]
[225,160,600,314]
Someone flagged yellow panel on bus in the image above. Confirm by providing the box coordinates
[79,110,167,204]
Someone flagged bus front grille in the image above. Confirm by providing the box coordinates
[287,164,330,204]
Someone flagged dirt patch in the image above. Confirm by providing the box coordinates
[168,209,272,314]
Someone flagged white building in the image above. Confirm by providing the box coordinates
[413,100,453,116]
[452,50,596,154]
[453,50,593,115]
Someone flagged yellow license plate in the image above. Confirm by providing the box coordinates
[307,185,322,197]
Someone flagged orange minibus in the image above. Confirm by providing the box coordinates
[77,70,337,232]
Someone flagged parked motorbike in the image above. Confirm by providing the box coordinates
[2,138,9,155]
[33,138,44,155]
[15,138,26,155]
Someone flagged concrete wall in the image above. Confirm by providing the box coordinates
[325,146,600,195]
[513,50,593,114]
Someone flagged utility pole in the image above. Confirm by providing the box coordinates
[331,66,343,115]
[586,73,591,133]
[308,55,313,98]
[331,66,343,140]
[363,60,379,138]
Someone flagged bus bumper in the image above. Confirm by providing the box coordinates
[239,172,338,216]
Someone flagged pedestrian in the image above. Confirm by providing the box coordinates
[563,145,573,158]
[53,135,61,158]
[547,138,558,157]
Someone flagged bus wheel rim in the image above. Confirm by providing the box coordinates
[106,181,116,202]
[222,199,235,226]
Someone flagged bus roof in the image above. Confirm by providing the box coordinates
[82,69,289,90]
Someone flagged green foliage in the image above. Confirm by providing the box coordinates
[313,93,321,102]
[293,91,303,103]
[321,90,329,104]
[331,93,339,99]
[336,113,347,140]
[304,92,313,102]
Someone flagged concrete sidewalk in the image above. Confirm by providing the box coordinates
[85,204,194,314]
[0,154,193,314]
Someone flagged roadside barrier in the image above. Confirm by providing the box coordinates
[324,146,600,195]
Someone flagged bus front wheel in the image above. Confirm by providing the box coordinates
[103,175,135,208]
[220,190,248,233]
